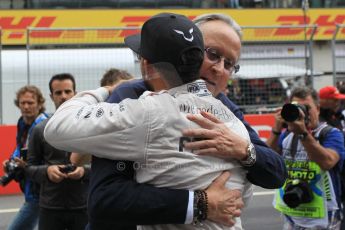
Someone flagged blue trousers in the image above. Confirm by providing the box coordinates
[7,201,39,230]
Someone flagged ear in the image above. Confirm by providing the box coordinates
[50,93,53,101]
[140,59,147,79]
[38,103,43,112]
[141,59,155,81]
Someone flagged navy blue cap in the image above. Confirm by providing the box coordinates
[125,13,204,73]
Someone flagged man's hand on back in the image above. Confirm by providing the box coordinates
[206,171,243,226]
[183,111,248,161]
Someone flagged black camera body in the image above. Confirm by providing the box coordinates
[281,102,310,124]
[0,159,22,186]
[283,179,313,208]
[58,164,77,174]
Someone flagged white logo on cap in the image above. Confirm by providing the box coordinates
[174,28,194,42]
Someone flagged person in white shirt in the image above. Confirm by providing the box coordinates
[44,12,252,229]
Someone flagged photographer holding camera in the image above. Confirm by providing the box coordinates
[266,87,345,229]
[25,73,90,230]
[2,85,49,230]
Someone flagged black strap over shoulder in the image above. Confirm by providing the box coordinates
[317,125,333,145]
[290,134,299,159]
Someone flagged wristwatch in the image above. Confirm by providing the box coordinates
[240,142,256,167]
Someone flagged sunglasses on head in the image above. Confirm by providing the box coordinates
[204,47,240,74]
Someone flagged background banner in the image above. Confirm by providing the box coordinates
[0,9,344,45]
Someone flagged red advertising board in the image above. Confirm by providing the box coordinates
[244,114,276,141]
[0,125,20,195]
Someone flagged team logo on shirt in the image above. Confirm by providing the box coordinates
[75,107,84,119]
[187,83,200,93]
[84,111,92,119]
[83,107,94,119]
[119,103,125,112]
[96,108,104,118]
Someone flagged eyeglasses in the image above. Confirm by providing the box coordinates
[204,47,240,74]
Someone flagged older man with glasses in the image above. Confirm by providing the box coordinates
[80,13,287,230]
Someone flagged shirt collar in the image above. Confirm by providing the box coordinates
[168,79,212,97]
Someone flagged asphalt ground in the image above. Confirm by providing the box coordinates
[0,186,283,230]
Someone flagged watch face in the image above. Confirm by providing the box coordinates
[241,143,256,166]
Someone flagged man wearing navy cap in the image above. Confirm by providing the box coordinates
[45,13,252,229]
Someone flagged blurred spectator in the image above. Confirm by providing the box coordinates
[338,82,345,112]
[100,68,134,87]
[319,85,345,229]
[319,86,345,131]
[26,73,89,230]
[229,0,240,8]
[201,0,213,7]
[215,0,226,7]
[4,85,48,230]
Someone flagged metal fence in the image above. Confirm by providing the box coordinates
[332,24,345,85]
[2,27,142,123]
[231,25,317,114]
[0,25,322,124]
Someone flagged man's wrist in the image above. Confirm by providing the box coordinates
[240,142,256,167]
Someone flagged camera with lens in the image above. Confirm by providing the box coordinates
[281,102,310,124]
[283,179,313,208]
[0,159,23,187]
[58,164,77,174]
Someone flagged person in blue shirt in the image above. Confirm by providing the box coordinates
[3,85,48,230]
[86,13,287,230]
[267,87,345,229]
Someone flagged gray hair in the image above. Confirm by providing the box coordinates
[193,13,242,40]
[290,87,319,106]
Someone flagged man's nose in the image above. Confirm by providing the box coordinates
[61,92,68,100]
[23,103,30,109]
[212,59,226,74]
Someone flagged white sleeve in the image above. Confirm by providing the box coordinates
[185,191,194,224]
[242,180,253,207]
[44,87,149,163]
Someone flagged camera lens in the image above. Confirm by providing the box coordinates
[281,103,300,122]
[283,180,313,208]
[0,173,15,186]
[283,187,305,208]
